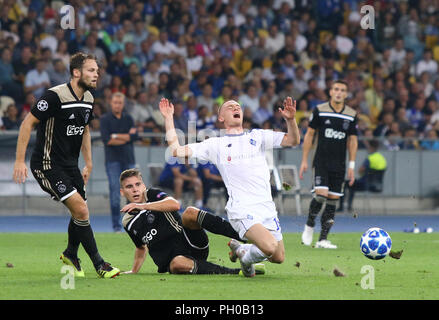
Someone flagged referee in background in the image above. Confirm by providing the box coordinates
[13,52,120,278]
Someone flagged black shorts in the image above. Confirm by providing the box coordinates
[150,228,209,273]
[30,164,86,202]
[312,165,345,197]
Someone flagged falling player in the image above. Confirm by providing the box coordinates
[159,96,300,277]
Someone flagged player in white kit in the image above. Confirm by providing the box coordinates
[159,97,300,276]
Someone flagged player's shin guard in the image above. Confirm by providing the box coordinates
[197,209,244,242]
[72,218,104,269]
[319,199,337,241]
[65,218,81,257]
[192,260,240,275]
[306,195,327,227]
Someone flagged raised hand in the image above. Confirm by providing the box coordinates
[279,96,297,120]
[159,97,174,119]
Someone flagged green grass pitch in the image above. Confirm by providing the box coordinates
[1,232,438,300]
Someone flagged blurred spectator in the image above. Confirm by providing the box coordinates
[406,98,426,130]
[239,84,259,114]
[197,161,227,209]
[265,25,285,56]
[421,130,439,151]
[373,112,394,137]
[158,157,204,209]
[24,59,50,99]
[81,33,107,66]
[12,45,34,86]
[0,47,22,101]
[253,95,273,127]
[100,92,138,232]
[400,127,420,150]
[335,24,354,56]
[48,59,70,86]
[416,50,438,77]
[1,103,21,130]
[173,100,189,133]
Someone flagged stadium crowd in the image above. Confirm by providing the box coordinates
[1,0,439,151]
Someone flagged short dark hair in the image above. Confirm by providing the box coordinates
[331,79,348,90]
[69,52,97,76]
[120,168,143,185]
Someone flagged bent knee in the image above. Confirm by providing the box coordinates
[270,252,285,264]
[261,240,279,258]
[169,256,193,274]
[181,206,200,228]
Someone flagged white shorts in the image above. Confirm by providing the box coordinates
[228,201,283,242]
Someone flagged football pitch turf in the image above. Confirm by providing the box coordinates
[1,232,438,300]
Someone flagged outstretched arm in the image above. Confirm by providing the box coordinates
[159,98,193,158]
[279,97,301,147]
[123,246,148,274]
[13,113,40,184]
[120,196,181,213]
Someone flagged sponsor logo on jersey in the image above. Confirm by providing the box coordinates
[66,125,84,136]
[37,100,48,111]
[142,228,157,244]
[324,128,346,140]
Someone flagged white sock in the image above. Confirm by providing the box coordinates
[240,244,269,265]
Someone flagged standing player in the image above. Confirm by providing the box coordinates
[13,52,120,278]
[119,168,251,275]
[159,96,300,277]
[299,80,358,249]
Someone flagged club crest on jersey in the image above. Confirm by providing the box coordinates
[84,111,90,123]
[146,214,155,224]
[315,176,322,185]
[56,181,66,193]
[37,100,48,111]
[249,139,256,146]
[343,120,350,130]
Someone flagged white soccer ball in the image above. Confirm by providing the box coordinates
[360,227,392,260]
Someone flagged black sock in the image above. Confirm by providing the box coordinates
[319,200,336,241]
[72,218,104,269]
[197,209,244,242]
[64,218,81,258]
[192,260,240,275]
[306,195,326,227]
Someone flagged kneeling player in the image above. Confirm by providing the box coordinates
[119,168,259,275]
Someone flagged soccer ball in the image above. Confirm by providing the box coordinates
[360,227,392,260]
